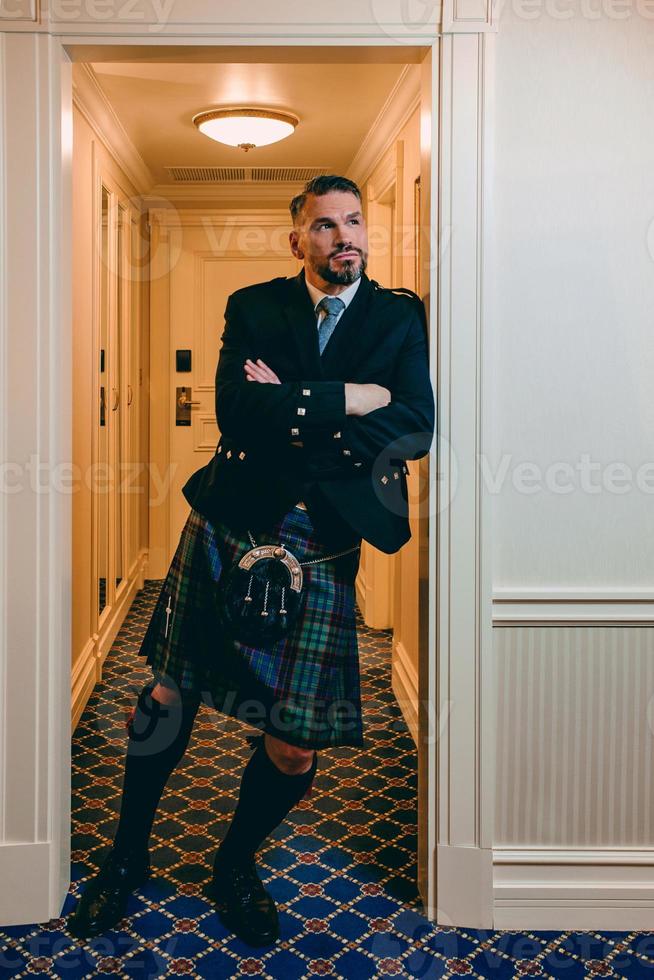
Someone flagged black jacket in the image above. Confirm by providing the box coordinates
[181,269,435,554]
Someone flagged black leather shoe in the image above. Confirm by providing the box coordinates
[67,847,151,939]
[208,854,279,947]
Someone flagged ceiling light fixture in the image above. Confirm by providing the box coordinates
[192,107,299,152]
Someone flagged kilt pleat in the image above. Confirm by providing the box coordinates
[138,504,363,749]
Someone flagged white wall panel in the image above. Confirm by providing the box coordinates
[490,16,654,590]
[496,626,654,847]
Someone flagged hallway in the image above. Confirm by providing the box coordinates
[3,0,654,944]
[0,582,645,976]
[68,585,419,974]
[66,582,420,972]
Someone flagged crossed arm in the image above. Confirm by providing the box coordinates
[214,293,349,447]
[214,291,435,471]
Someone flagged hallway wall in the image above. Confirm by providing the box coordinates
[490,12,654,918]
[71,58,423,735]
[358,105,423,744]
[71,97,150,718]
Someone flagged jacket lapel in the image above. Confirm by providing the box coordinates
[319,272,375,379]
[282,269,324,378]
[282,268,378,381]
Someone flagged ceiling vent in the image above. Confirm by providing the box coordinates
[165,166,329,183]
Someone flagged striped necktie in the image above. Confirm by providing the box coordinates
[316,295,346,355]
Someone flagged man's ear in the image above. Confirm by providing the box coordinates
[289,229,304,260]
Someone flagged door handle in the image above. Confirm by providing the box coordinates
[111,387,119,411]
[176,386,199,426]
[177,392,200,408]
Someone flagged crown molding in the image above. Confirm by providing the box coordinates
[347,63,421,189]
[147,207,290,228]
[72,64,154,197]
[144,181,304,204]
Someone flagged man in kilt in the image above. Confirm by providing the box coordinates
[69,175,435,945]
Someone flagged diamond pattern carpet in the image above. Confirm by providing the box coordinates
[0,581,647,977]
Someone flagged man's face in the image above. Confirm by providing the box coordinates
[289,190,368,289]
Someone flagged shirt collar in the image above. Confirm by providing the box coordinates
[305,274,362,315]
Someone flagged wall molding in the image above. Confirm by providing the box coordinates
[493,847,654,930]
[2,7,440,37]
[193,414,219,453]
[72,63,153,197]
[148,216,172,580]
[145,181,306,204]
[0,30,72,924]
[0,33,7,843]
[392,640,419,746]
[0,0,38,22]
[72,548,148,730]
[437,845,494,927]
[71,638,97,732]
[96,551,149,670]
[148,207,290,228]
[348,64,420,189]
[433,31,495,928]
[355,564,368,616]
[0,0,496,35]
[366,139,404,206]
[442,0,497,33]
[493,588,654,625]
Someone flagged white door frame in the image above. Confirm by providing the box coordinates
[0,3,496,927]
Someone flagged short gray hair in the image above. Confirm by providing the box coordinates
[289,174,362,225]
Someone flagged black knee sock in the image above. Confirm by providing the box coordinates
[215,735,318,869]
[112,683,200,857]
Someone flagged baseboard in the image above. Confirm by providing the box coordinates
[96,565,142,669]
[437,844,494,928]
[355,565,368,618]
[137,548,148,589]
[493,847,654,929]
[71,636,97,731]
[0,842,55,926]
[391,638,418,746]
[71,549,149,731]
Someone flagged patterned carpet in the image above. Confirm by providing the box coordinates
[0,581,648,977]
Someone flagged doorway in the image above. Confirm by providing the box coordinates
[0,23,494,931]
[72,44,437,920]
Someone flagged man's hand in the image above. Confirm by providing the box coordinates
[243,358,281,384]
[243,358,304,444]
[345,382,391,417]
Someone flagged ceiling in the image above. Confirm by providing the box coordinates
[90,61,409,186]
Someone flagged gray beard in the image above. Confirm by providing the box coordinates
[314,252,367,285]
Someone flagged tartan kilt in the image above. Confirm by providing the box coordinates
[138,503,364,750]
